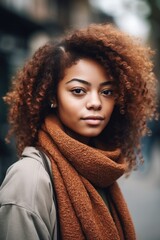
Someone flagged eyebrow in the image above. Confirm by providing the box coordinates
[65,78,114,86]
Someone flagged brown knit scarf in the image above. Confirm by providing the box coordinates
[38,115,136,240]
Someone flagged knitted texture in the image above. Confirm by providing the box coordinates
[38,115,136,240]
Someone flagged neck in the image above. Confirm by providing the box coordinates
[64,126,91,145]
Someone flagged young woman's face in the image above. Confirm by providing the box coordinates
[56,58,115,143]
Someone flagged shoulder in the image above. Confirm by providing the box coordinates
[0,147,56,228]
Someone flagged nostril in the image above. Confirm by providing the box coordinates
[86,102,102,110]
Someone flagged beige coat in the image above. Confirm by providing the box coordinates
[0,147,58,240]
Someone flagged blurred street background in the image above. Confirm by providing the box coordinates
[0,0,160,239]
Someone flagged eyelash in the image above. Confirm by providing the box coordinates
[70,88,114,97]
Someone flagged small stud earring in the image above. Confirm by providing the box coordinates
[51,102,57,108]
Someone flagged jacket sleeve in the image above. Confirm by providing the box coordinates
[0,204,54,240]
[0,155,57,240]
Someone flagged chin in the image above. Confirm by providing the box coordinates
[82,131,102,138]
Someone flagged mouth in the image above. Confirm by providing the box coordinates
[82,116,104,120]
[81,116,104,125]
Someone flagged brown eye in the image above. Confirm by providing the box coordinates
[101,89,113,96]
[71,88,86,95]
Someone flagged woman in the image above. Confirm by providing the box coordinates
[0,23,158,240]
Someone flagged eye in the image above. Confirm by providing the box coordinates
[71,88,86,95]
[101,89,114,96]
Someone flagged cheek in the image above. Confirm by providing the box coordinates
[110,104,115,114]
[104,101,115,116]
[58,102,70,114]
[57,100,79,118]
[58,96,84,113]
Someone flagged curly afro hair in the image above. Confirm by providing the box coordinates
[4,23,158,171]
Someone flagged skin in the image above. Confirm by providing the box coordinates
[55,58,116,144]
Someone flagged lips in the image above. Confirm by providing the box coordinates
[81,116,104,125]
[82,116,104,120]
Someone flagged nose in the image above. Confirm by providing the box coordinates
[86,92,102,110]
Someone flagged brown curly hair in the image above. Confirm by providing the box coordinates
[4,23,158,171]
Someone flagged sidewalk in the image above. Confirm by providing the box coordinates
[119,143,160,240]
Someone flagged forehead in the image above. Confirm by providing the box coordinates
[62,58,111,83]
